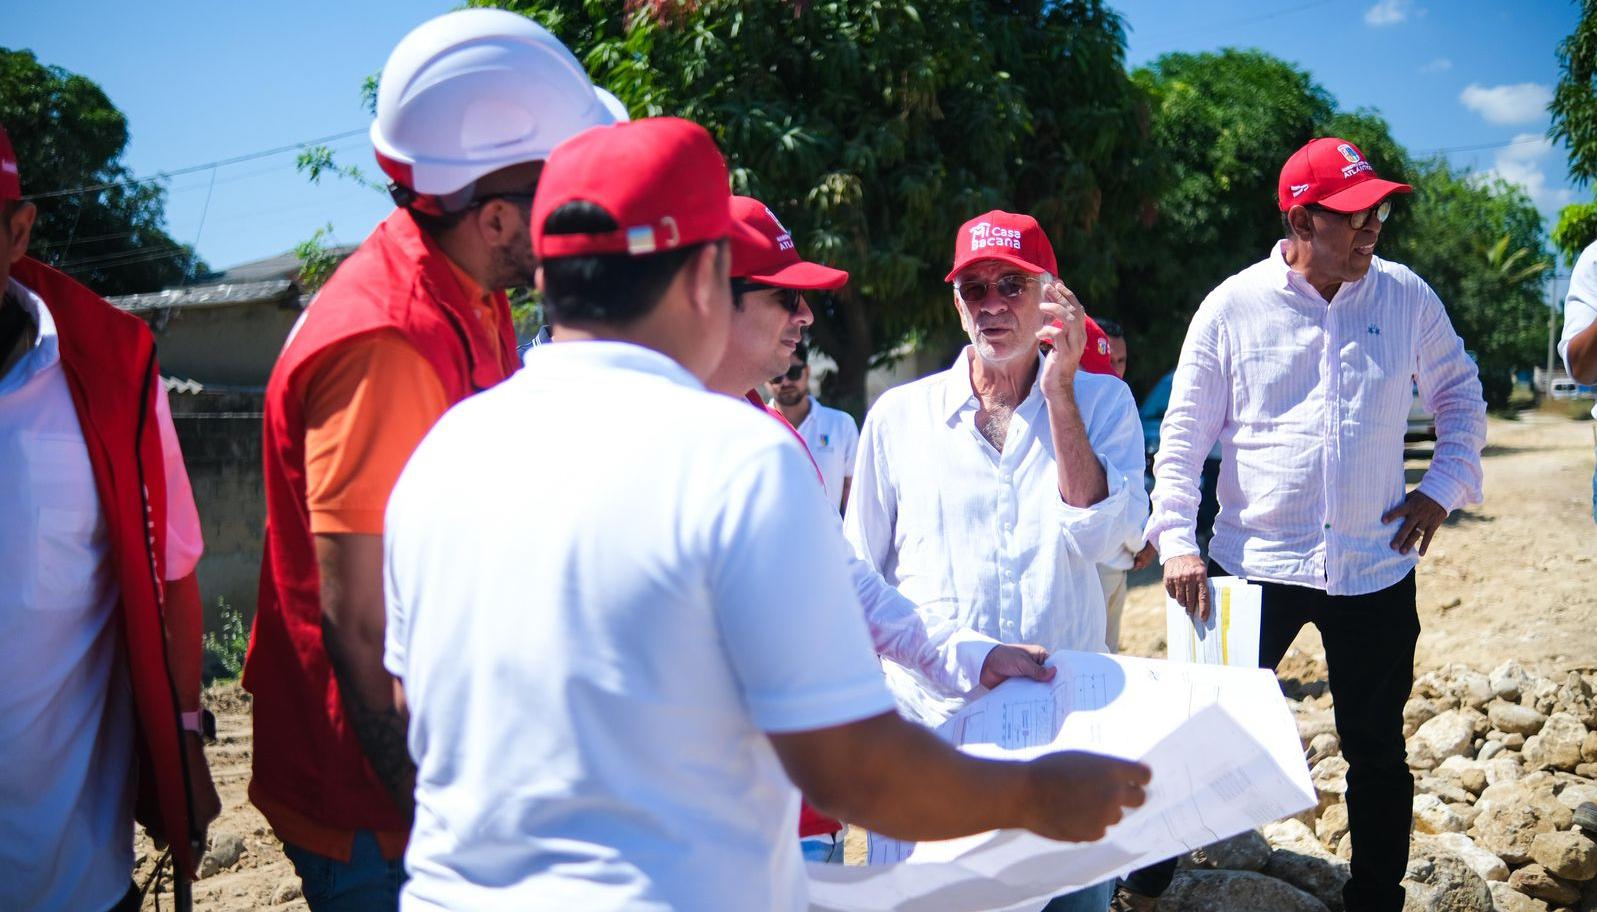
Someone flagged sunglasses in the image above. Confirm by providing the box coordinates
[954,274,1036,304]
[731,279,804,314]
[1307,198,1392,231]
[771,364,807,384]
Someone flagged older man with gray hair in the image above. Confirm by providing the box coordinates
[845,209,1148,912]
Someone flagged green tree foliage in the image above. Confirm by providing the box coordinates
[1390,163,1551,407]
[1552,0,1597,187]
[1553,201,1597,265]
[1117,50,1335,390]
[484,0,1155,413]
[0,48,202,295]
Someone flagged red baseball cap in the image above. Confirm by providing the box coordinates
[1278,137,1411,213]
[530,117,758,258]
[0,124,20,201]
[1079,315,1115,375]
[728,196,848,290]
[945,210,1058,282]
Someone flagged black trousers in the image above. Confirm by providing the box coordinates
[1124,566,1419,912]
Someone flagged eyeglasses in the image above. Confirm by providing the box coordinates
[770,364,806,384]
[954,274,1036,304]
[731,279,804,314]
[1307,198,1392,231]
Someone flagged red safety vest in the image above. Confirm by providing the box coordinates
[11,257,202,879]
[244,209,518,834]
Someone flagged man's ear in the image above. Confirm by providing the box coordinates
[685,241,727,318]
[1286,205,1313,241]
[533,263,546,295]
[6,202,37,265]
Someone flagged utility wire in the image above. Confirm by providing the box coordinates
[23,127,367,202]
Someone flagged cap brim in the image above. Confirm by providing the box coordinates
[1316,178,1412,213]
[746,259,850,291]
[944,253,1051,283]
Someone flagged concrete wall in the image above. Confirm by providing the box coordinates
[153,302,299,386]
[168,391,265,634]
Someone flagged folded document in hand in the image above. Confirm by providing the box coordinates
[806,651,1314,912]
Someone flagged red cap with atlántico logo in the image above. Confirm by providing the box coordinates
[728,196,849,290]
[1278,137,1411,213]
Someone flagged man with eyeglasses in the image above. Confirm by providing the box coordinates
[844,210,1147,911]
[1145,137,1486,912]
[245,13,623,908]
[767,342,859,514]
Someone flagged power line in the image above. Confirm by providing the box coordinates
[23,127,368,202]
[1415,135,1551,156]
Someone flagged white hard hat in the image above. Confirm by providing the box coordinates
[371,8,611,203]
[594,88,631,124]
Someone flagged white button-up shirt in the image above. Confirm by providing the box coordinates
[1560,240,1597,420]
[1147,241,1487,596]
[1,277,203,912]
[844,348,1148,725]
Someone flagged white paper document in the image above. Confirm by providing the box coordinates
[1164,576,1262,668]
[806,651,1313,912]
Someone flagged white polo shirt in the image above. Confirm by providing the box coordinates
[0,277,203,912]
[770,396,859,510]
[384,341,896,912]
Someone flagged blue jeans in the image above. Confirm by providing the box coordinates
[283,830,405,912]
[1040,879,1115,911]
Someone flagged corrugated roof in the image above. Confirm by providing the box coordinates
[110,279,299,313]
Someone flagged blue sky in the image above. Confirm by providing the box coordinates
[9,0,1585,275]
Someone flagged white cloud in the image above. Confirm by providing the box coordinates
[1478,133,1574,214]
[1365,0,1416,26]
[1459,82,1553,125]
[1420,57,1452,74]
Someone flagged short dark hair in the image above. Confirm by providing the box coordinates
[540,201,711,326]
[1095,318,1124,339]
[792,341,809,362]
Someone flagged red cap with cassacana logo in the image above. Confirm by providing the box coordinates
[729,196,849,290]
[945,210,1059,282]
[530,117,761,259]
[1278,137,1411,213]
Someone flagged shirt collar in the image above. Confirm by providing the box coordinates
[442,256,492,306]
[1272,238,1369,304]
[519,339,704,392]
[939,345,1044,424]
[0,277,59,395]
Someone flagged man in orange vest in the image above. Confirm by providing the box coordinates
[242,11,621,909]
[0,121,219,911]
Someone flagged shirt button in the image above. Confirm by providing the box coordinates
[1323,523,1331,530]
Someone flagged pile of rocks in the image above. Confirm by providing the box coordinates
[1158,658,1597,911]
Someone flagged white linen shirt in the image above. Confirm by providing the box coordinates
[384,341,895,912]
[0,277,202,912]
[844,348,1148,725]
[1560,240,1597,419]
[1147,241,1487,596]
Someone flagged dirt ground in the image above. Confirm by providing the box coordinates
[144,413,1597,910]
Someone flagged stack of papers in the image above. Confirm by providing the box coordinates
[806,650,1311,912]
[1164,576,1263,668]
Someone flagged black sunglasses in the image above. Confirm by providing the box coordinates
[954,274,1036,304]
[1306,198,1392,231]
[770,364,806,384]
[731,279,804,314]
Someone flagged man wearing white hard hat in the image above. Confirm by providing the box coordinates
[243,11,618,909]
